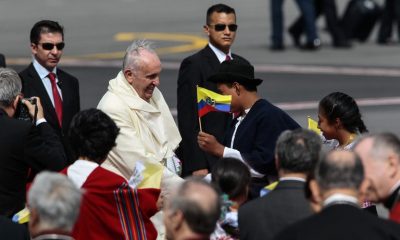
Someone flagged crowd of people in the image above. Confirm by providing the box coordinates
[0,2,400,240]
[270,0,399,50]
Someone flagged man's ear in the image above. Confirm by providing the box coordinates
[309,180,322,205]
[233,82,240,96]
[170,210,184,231]
[387,154,400,178]
[28,208,39,235]
[123,69,134,84]
[275,155,280,171]
[31,43,38,55]
[12,95,21,110]
[203,25,210,36]
[359,178,371,203]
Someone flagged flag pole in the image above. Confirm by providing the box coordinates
[198,116,203,132]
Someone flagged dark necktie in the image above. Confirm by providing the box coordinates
[48,73,63,127]
[225,55,231,62]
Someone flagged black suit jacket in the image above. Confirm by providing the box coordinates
[0,216,30,240]
[276,204,400,240]
[20,63,80,162]
[177,45,249,176]
[239,180,312,240]
[225,99,300,175]
[0,109,67,217]
[385,185,400,221]
[0,53,5,67]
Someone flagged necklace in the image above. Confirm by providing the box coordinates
[341,133,357,147]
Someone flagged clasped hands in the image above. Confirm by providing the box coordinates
[197,131,224,158]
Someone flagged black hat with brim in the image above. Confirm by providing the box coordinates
[207,59,263,86]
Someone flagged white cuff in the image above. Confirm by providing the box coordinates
[35,118,47,126]
[223,147,244,162]
[222,147,265,178]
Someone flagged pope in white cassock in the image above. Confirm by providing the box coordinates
[98,39,182,188]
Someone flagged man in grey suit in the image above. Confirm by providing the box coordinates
[238,129,321,240]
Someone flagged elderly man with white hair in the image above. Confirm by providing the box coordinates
[28,171,82,240]
[97,40,183,238]
[97,40,182,185]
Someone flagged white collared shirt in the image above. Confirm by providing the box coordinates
[32,58,63,106]
[279,177,306,182]
[35,118,47,126]
[67,160,99,188]
[208,43,232,63]
[323,193,359,207]
[223,109,264,178]
[389,180,400,196]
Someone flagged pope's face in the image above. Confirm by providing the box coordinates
[125,50,161,102]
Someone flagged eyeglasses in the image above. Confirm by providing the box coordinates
[208,24,238,32]
[39,42,65,51]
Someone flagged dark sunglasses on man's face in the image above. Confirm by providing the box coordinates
[39,42,65,51]
[209,24,238,32]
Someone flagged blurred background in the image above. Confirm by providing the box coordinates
[1,0,399,134]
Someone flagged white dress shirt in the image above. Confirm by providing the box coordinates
[323,193,359,208]
[208,43,232,63]
[222,109,264,178]
[32,58,63,107]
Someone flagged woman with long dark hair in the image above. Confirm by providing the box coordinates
[318,92,368,149]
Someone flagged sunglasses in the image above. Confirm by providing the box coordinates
[39,42,65,51]
[209,24,238,32]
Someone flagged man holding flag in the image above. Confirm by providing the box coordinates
[197,60,300,198]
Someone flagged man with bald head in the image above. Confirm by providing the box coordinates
[354,133,400,223]
[276,150,400,240]
[163,177,221,240]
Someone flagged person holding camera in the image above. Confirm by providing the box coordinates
[0,68,67,219]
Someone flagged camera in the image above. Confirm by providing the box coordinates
[15,98,37,123]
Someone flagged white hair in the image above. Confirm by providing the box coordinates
[122,39,156,72]
[0,68,21,107]
[28,171,82,232]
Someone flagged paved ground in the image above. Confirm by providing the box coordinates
[2,0,400,134]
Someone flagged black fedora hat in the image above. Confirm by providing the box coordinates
[208,59,263,86]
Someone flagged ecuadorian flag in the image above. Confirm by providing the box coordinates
[197,86,231,118]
